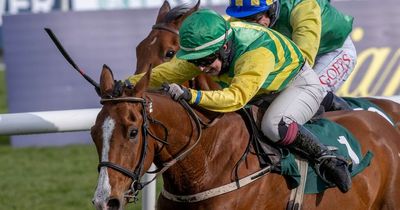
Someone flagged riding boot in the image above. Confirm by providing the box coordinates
[321,91,353,111]
[289,125,352,193]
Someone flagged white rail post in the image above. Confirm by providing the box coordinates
[61,0,70,11]
[142,164,157,210]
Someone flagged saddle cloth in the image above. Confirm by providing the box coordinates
[241,96,377,193]
[344,97,395,126]
[281,118,374,193]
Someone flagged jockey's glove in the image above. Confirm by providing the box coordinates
[162,83,192,101]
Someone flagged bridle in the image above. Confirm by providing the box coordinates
[98,97,152,203]
[97,94,204,203]
[152,23,179,36]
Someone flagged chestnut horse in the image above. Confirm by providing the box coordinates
[135,0,400,129]
[91,65,400,210]
[135,0,220,91]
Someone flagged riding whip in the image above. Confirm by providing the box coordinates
[44,28,100,93]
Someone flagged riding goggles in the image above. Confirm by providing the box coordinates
[188,52,219,67]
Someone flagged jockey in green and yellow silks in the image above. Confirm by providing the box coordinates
[226,0,356,111]
[128,9,351,193]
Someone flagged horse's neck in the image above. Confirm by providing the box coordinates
[148,93,260,194]
[148,93,208,191]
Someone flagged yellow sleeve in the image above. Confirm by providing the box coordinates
[290,0,321,66]
[226,16,241,23]
[189,48,275,112]
[127,57,201,88]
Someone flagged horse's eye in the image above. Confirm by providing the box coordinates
[165,50,175,59]
[128,128,138,140]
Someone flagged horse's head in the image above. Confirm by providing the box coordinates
[135,0,221,91]
[135,0,200,74]
[91,65,155,209]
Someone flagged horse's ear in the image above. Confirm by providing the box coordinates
[155,0,171,24]
[176,0,200,27]
[133,65,152,95]
[100,64,115,97]
[193,0,201,11]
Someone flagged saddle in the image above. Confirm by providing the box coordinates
[238,95,320,196]
[238,92,328,171]
[237,94,283,170]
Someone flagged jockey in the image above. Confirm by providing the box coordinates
[128,9,351,193]
[226,0,356,112]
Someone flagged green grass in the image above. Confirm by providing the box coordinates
[0,144,162,210]
[0,69,10,145]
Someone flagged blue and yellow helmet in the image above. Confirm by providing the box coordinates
[226,0,280,26]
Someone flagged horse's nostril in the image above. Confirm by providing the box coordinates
[107,198,120,210]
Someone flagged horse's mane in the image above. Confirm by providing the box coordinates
[145,89,169,97]
[164,4,192,23]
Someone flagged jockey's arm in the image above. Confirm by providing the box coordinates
[290,0,321,66]
[127,57,201,87]
[188,48,274,112]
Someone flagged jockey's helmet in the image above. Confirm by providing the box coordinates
[176,9,232,60]
[226,0,280,27]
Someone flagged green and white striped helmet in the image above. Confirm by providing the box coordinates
[176,9,233,60]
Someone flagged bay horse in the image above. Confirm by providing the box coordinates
[91,65,400,210]
[135,0,400,129]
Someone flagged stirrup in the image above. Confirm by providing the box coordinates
[314,155,351,187]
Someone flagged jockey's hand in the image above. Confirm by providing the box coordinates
[163,83,192,101]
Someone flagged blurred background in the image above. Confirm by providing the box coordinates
[0,0,398,209]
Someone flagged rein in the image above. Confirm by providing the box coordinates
[97,95,204,203]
